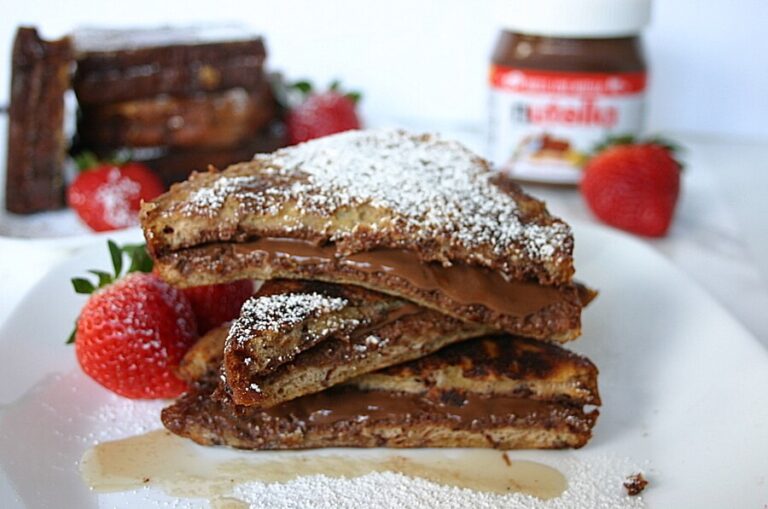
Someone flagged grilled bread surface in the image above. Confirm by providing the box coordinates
[350,336,600,406]
[163,336,599,450]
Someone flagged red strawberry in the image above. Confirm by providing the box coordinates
[581,141,681,237]
[67,156,164,232]
[70,241,198,399]
[285,82,361,144]
[183,280,255,334]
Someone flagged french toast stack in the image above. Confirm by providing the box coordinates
[4,26,286,214]
[71,26,284,185]
[141,129,601,450]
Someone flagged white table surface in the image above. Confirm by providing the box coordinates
[1,120,767,348]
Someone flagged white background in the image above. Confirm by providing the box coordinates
[0,0,767,142]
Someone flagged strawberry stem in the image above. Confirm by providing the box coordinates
[73,151,101,172]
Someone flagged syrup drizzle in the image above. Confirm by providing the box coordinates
[80,430,567,504]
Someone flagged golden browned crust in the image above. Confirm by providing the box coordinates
[351,336,600,406]
[140,130,575,286]
[153,243,583,341]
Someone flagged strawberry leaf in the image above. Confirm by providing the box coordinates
[592,134,684,170]
[66,325,76,345]
[88,270,113,288]
[108,240,123,278]
[345,91,362,104]
[592,135,637,154]
[291,80,313,94]
[122,244,154,273]
[72,278,95,294]
[73,151,101,172]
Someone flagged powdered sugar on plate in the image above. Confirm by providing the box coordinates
[231,455,648,509]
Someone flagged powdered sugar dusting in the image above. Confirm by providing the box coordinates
[96,168,142,228]
[226,293,348,347]
[179,129,570,271]
[231,455,648,509]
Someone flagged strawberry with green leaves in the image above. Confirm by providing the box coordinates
[67,153,165,232]
[70,241,197,398]
[70,241,255,399]
[581,137,682,237]
[284,81,362,145]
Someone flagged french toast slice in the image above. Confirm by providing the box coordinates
[6,27,73,213]
[140,130,586,339]
[222,280,405,385]
[141,130,574,285]
[162,336,600,450]
[349,336,600,406]
[77,84,276,149]
[72,26,267,105]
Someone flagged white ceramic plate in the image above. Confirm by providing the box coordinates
[1,223,767,508]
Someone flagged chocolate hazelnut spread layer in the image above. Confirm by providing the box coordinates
[222,237,563,317]
[153,237,586,340]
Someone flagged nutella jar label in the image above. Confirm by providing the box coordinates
[489,65,646,184]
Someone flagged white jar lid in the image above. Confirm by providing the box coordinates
[499,0,652,38]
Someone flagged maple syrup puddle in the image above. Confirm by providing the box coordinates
[80,430,566,503]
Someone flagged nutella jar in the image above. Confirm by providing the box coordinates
[489,0,651,185]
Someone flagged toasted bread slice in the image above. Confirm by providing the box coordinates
[142,130,574,285]
[72,26,267,104]
[140,130,587,338]
[223,280,404,384]
[6,27,73,213]
[162,336,599,450]
[350,336,600,406]
[77,84,276,149]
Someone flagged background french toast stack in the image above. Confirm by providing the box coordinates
[141,129,601,450]
[71,26,285,186]
[4,25,286,214]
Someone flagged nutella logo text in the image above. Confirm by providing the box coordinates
[512,100,619,128]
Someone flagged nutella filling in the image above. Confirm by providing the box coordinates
[232,237,565,317]
[349,302,423,341]
[257,386,558,426]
